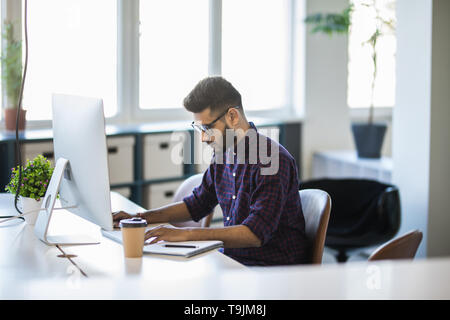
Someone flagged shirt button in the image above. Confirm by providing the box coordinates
[226,217,230,221]
[232,195,236,200]
[232,172,236,177]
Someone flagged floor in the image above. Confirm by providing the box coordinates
[322,246,377,264]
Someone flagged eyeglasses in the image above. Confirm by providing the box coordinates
[191,106,241,134]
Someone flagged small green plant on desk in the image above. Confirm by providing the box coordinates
[5,155,54,225]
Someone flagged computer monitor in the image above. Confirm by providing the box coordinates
[34,94,114,245]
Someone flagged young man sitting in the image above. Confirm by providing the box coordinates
[113,76,309,266]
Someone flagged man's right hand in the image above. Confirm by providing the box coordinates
[112,202,191,228]
[112,211,135,228]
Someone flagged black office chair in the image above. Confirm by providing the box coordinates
[299,178,401,262]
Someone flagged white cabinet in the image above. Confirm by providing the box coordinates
[143,133,186,180]
[312,150,393,184]
[144,180,183,209]
[23,141,55,166]
[107,136,135,185]
[22,136,135,186]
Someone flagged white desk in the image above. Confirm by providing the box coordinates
[2,255,450,299]
[1,193,450,299]
[0,192,243,281]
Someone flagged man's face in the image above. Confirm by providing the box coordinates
[193,108,229,153]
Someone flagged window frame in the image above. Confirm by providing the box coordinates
[0,0,304,129]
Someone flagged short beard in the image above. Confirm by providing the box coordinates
[207,124,235,155]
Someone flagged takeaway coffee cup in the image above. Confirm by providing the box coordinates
[119,217,147,258]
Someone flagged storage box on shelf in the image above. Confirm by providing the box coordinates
[22,141,55,166]
[22,136,135,187]
[143,133,186,180]
[144,180,183,210]
[107,136,135,185]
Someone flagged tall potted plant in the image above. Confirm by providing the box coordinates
[305,0,395,158]
[1,21,26,131]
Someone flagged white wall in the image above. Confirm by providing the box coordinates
[427,0,450,257]
[302,0,353,179]
[393,0,450,258]
[303,0,450,259]
[302,0,393,180]
[392,0,432,259]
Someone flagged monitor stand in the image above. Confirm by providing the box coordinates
[34,158,100,246]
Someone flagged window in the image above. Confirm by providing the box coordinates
[139,0,209,109]
[140,0,296,112]
[23,0,117,120]
[347,0,396,108]
[4,0,301,124]
[222,0,290,110]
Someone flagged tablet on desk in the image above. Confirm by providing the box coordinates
[102,229,223,258]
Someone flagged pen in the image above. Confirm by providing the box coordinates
[164,244,198,248]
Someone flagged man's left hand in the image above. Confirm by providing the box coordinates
[144,225,191,245]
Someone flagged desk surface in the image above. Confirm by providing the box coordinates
[0,192,243,282]
[1,193,450,299]
[2,254,450,299]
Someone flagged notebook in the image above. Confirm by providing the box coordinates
[102,229,223,258]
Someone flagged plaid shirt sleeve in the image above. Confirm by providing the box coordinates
[241,169,288,246]
[182,164,218,222]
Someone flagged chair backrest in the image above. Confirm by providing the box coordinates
[368,229,423,261]
[300,179,401,238]
[171,173,213,228]
[299,189,332,264]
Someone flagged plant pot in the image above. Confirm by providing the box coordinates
[17,196,43,225]
[4,108,26,131]
[351,123,387,159]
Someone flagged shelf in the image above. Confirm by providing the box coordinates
[1,120,301,207]
[312,150,392,183]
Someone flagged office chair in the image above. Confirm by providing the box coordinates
[300,189,332,264]
[299,178,401,262]
[368,229,422,261]
[171,173,214,228]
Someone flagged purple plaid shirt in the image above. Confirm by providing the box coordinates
[183,123,309,266]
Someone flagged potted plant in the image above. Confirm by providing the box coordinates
[304,4,353,36]
[1,21,26,131]
[305,0,395,158]
[5,155,54,225]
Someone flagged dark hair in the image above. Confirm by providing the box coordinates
[183,76,242,114]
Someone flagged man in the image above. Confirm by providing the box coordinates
[113,76,309,266]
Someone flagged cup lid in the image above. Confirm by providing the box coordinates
[119,217,147,228]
